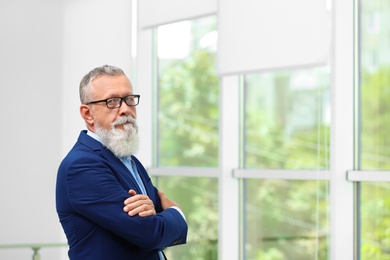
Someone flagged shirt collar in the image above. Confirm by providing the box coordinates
[87,130,102,143]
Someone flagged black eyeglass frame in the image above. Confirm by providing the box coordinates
[86,95,140,109]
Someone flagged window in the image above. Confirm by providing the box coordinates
[137,1,358,259]
[154,16,219,260]
[360,1,390,258]
[242,68,330,259]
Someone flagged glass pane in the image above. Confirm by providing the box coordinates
[360,1,390,170]
[157,16,219,167]
[360,183,390,259]
[360,1,390,259]
[245,68,330,169]
[244,179,330,260]
[243,67,330,259]
[155,176,218,260]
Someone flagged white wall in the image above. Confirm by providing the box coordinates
[0,0,133,259]
[62,0,134,155]
[0,0,64,259]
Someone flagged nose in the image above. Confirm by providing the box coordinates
[118,100,136,118]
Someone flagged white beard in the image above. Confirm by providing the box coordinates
[94,116,140,159]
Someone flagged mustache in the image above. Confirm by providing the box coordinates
[112,116,137,127]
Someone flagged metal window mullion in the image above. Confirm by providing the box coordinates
[233,169,331,180]
[136,26,154,168]
[330,0,355,259]
[148,167,219,177]
[347,171,390,182]
[218,76,240,260]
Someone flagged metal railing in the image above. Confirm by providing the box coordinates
[0,243,67,260]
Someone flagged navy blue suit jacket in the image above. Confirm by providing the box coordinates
[56,130,188,259]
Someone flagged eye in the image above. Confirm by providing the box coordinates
[125,96,134,102]
[106,98,121,107]
[106,98,117,105]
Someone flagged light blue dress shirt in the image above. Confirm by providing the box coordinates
[120,157,147,194]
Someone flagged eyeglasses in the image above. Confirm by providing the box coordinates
[86,95,140,109]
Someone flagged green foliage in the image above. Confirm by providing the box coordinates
[158,176,218,260]
[245,72,330,170]
[242,71,331,259]
[158,49,219,167]
[157,25,219,259]
[361,67,390,169]
[159,54,333,259]
[361,183,390,259]
[245,179,329,260]
[358,67,390,259]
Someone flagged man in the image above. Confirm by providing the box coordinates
[56,65,188,259]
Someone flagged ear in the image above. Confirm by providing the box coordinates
[80,104,95,129]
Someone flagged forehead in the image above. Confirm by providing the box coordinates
[91,74,132,95]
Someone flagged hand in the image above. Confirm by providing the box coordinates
[123,189,156,217]
[158,190,181,210]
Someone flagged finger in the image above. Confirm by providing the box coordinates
[139,209,156,217]
[124,193,144,205]
[124,197,154,212]
[124,197,134,206]
[128,204,156,217]
[124,194,149,204]
[127,198,155,214]
[123,197,142,211]
[127,203,151,216]
[128,189,137,196]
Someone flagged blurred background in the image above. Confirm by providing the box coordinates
[0,0,389,259]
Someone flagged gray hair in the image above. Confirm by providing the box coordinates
[79,65,126,104]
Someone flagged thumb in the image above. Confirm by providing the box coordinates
[128,189,137,196]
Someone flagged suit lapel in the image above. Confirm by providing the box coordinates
[131,155,153,196]
[78,131,144,194]
[77,131,160,219]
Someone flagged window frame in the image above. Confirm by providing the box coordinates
[136,0,358,259]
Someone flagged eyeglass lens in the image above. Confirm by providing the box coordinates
[107,96,139,108]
